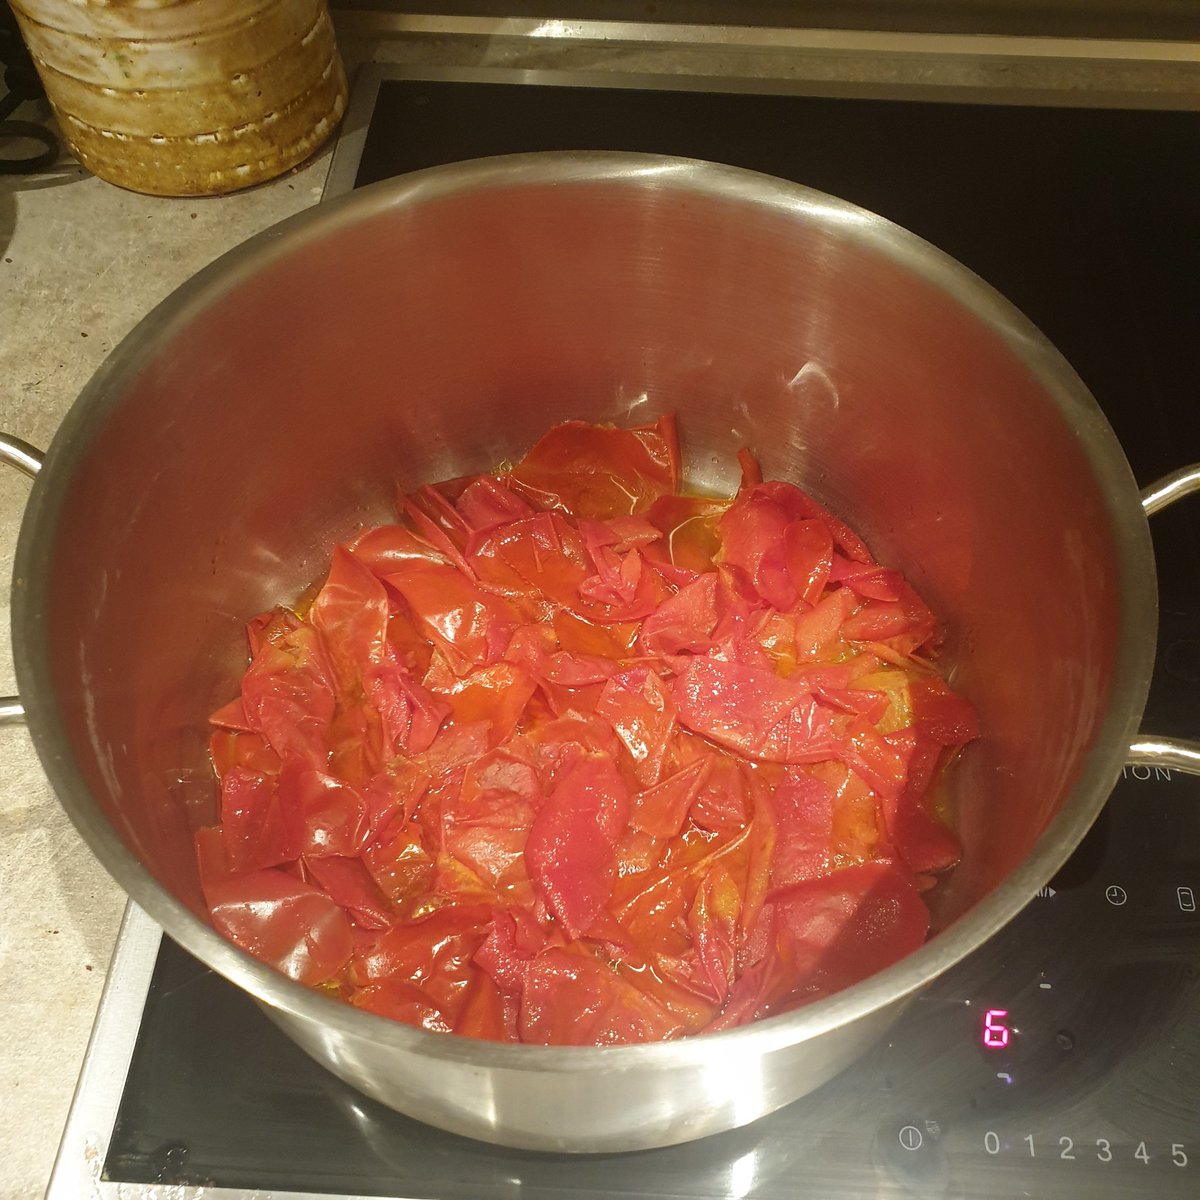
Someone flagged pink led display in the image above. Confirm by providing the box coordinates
[983,1008,1010,1048]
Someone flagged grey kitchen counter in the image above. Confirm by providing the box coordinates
[0,143,333,1200]
[1,14,1196,1199]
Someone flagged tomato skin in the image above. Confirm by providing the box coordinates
[578,544,671,623]
[645,494,728,573]
[384,563,518,675]
[552,609,639,659]
[509,416,679,520]
[209,696,255,733]
[736,448,763,490]
[240,624,336,768]
[718,493,834,612]
[674,657,848,765]
[347,523,453,577]
[210,728,280,778]
[455,476,534,543]
[475,906,555,992]
[638,573,719,657]
[219,767,299,873]
[363,821,434,911]
[839,720,916,800]
[442,747,541,902]
[455,969,511,1040]
[518,945,689,1046]
[370,647,452,757]
[842,580,938,656]
[525,748,630,940]
[196,827,353,985]
[350,902,491,983]
[540,650,618,686]
[277,762,369,859]
[786,520,836,608]
[595,667,675,787]
[689,752,750,832]
[200,416,975,1043]
[245,606,301,657]
[687,865,742,1005]
[349,977,453,1032]
[768,770,834,890]
[630,756,709,838]
[878,735,963,874]
[768,859,930,1004]
[909,675,980,745]
[789,588,857,664]
[426,660,536,749]
[304,855,393,930]
[348,903,493,1028]
[830,555,905,602]
[309,547,390,697]
[751,480,874,565]
[471,512,590,625]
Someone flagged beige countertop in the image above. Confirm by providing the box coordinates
[1,17,1196,1200]
[0,147,333,1200]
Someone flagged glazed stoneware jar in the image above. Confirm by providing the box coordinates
[10,0,346,195]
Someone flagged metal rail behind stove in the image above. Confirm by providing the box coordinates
[48,62,1200,1200]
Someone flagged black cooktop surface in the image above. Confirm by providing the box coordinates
[102,71,1200,1199]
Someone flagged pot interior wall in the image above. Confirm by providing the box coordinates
[37,169,1124,933]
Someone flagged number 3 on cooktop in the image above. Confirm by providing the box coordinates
[982,1134,1190,1166]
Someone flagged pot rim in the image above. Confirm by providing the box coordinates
[14,151,1158,1070]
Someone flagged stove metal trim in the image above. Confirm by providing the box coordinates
[46,901,424,1200]
[337,11,1200,62]
[335,11,1200,109]
[322,65,384,202]
[46,902,160,1200]
[328,59,1199,145]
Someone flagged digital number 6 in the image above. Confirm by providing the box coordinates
[983,1008,1011,1048]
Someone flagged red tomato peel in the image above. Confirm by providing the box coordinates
[198,416,976,1044]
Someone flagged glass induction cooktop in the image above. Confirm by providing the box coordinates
[49,65,1200,1200]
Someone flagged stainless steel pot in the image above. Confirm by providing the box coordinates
[6,153,1199,1153]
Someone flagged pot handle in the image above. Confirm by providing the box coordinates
[0,433,45,725]
[1126,464,1200,773]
